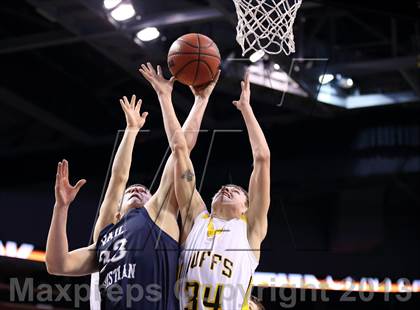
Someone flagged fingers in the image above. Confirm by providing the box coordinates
[141,111,149,120]
[130,94,136,108]
[123,95,130,106]
[58,161,63,177]
[140,63,150,74]
[212,69,221,84]
[169,76,176,86]
[139,63,161,86]
[119,98,127,112]
[135,99,142,112]
[232,100,241,111]
[244,70,249,82]
[146,62,156,75]
[139,62,158,76]
[120,96,139,111]
[139,64,151,80]
[63,159,69,179]
[56,159,69,181]
[57,161,61,176]
[120,97,127,113]
[244,70,250,88]
[74,179,87,192]
[239,70,250,92]
[56,161,62,183]
[56,160,85,191]
[138,66,146,76]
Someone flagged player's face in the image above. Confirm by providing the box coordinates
[119,185,151,216]
[211,185,247,218]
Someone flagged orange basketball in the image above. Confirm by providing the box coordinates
[167,33,221,87]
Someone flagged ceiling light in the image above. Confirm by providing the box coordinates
[337,76,354,89]
[110,3,135,21]
[249,50,265,63]
[318,73,334,85]
[136,27,160,42]
[273,63,281,70]
[344,78,354,88]
[103,0,122,10]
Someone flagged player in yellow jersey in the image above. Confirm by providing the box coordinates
[147,65,271,309]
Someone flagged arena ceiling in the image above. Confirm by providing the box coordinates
[0,0,419,163]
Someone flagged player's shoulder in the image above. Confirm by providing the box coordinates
[187,209,210,233]
[194,209,210,222]
[99,223,114,238]
[95,223,115,249]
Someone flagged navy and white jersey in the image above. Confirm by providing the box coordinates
[96,207,179,309]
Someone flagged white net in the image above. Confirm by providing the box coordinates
[232,0,302,56]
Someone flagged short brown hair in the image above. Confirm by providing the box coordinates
[118,184,150,211]
[125,183,150,193]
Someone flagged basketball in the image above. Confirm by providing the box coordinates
[167,33,221,87]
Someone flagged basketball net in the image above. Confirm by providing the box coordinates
[232,0,302,56]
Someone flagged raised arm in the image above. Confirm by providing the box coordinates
[149,91,212,209]
[139,63,207,240]
[92,95,148,243]
[46,160,97,276]
[183,73,220,150]
[233,72,271,256]
[139,63,219,191]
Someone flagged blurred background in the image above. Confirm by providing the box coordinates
[0,0,419,308]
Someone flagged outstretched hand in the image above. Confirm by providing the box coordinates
[189,70,221,100]
[54,160,86,208]
[139,63,175,98]
[119,94,148,130]
[232,71,251,111]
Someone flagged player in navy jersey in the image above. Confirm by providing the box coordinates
[46,65,220,309]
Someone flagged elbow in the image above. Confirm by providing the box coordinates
[110,173,129,185]
[45,261,61,275]
[186,139,196,153]
[254,149,270,162]
[183,122,199,150]
[173,140,188,157]
[257,228,268,242]
[45,255,66,275]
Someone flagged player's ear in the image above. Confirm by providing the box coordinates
[242,201,248,214]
